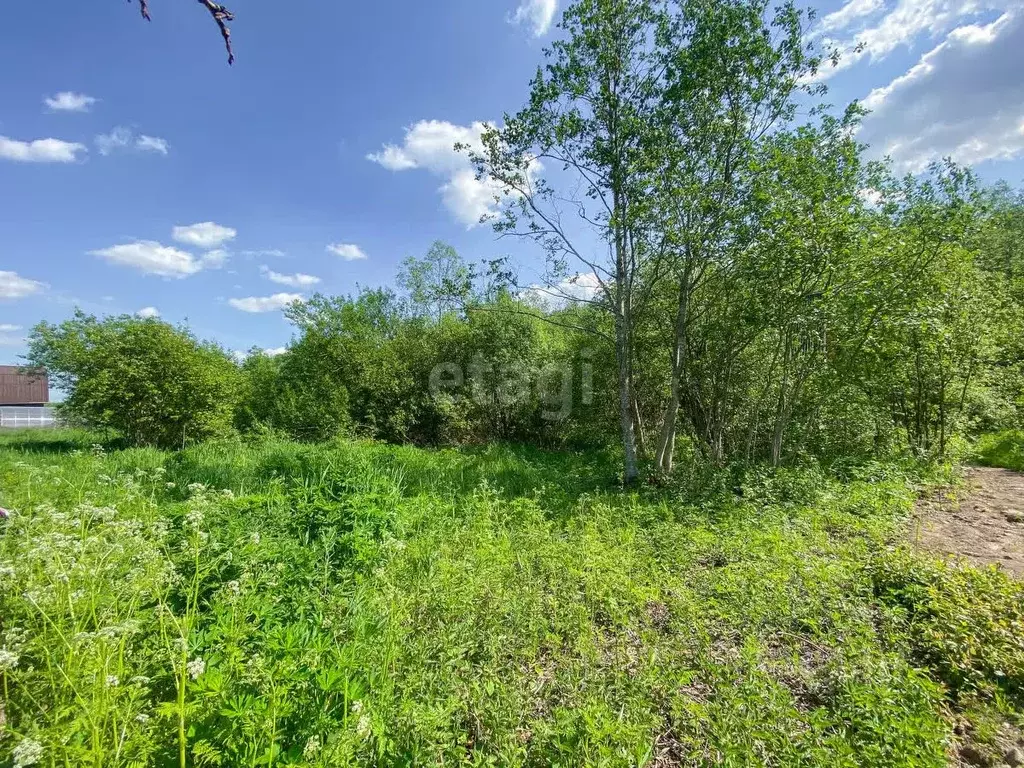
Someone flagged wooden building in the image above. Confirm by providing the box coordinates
[0,366,49,406]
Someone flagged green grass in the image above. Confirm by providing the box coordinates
[975,429,1024,471]
[0,430,1021,766]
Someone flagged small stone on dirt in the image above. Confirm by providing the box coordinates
[1005,746,1024,767]
[1006,511,1024,523]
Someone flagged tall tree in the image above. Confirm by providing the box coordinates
[650,0,822,470]
[471,0,668,483]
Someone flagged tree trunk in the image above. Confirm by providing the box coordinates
[655,264,693,474]
[615,308,639,484]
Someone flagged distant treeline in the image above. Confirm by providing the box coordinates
[26,0,1024,478]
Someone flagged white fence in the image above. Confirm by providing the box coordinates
[0,406,59,428]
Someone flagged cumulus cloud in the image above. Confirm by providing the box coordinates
[510,0,557,36]
[260,266,321,287]
[136,135,170,155]
[90,241,206,278]
[367,120,537,228]
[44,91,97,112]
[172,222,237,249]
[0,136,86,163]
[0,324,22,332]
[522,272,603,308]
[228,293,303,313]
[326,243,368,261]
[264,347,287,357]
[0,271,47,299]
[815,0,1014,78]
[200,249,230,269]
[136,307,160,318]
[858,11,1024,171]
[96,127,170,156]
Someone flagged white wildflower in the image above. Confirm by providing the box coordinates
[135,713,151,723]
[106,674,120,687]
[303,735,321,759]
[225,580,241,596]
[186,657,206,680]
[351,700,363,714]
[13,738,43,767]
[184,509,205,530]
[356,714,372,739]
[220,489,235,499]
[249,532,261,546]
[0,648,20,670]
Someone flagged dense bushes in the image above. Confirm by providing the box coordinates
[872,550,1024,702]
[28,311,239,448]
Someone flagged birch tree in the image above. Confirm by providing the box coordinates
[470,0,669,483]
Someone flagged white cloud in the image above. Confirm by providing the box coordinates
[136,306,160,318]
[136,135,169,155]
[0,136,86,163]
[90,241,206,278]
[326,243,368,261]
[172,222,237,249]
[368,119,537,228]
[0,271,47,299]
[819,0,884,33]
[0,324,22,332]
[241,249,286,259]
[260,266,321,287]
[228,293,303,313]
[522,272,603,307]
[858,11,1024,171]
[44,91,97,112]
[858,187,885,207]
[96,126,170,156]
[200,249,230,269]
[264,347,287,357]
[815,0,1014,78]
[510,0,557,36]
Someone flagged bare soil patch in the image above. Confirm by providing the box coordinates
[912,467,1024,578]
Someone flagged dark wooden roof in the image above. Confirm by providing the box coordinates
[0,366,49,405]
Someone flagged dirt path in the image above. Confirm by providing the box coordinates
[912,466,1024,578]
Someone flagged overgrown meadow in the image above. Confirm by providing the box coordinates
[1,430,1022,767]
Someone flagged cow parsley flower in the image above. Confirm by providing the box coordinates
[187,657,206,680]
[356,714,372,739]
[13,738,43,767]
[0,648,19,670]
[303,736,321,759]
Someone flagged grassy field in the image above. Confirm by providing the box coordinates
[0,431,1022,767]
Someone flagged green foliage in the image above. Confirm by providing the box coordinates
[28,311,239,448]
[1,431,1019,766]
[975,430,1024,471]
[872,549,1024,701]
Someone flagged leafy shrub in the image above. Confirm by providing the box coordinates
[975,430,1024,471]
[872,549,1024,700]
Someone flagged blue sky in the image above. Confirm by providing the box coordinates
[1,0,1022,364]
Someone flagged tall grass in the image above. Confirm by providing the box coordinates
[0,430,1021,766]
